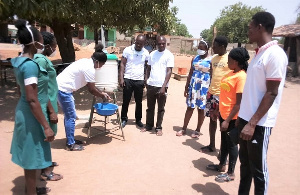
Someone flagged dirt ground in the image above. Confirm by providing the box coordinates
[0,44,299,194]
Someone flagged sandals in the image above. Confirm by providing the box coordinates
[41,171,63,181]
[36,187,51,195]
[200,145,215,153]
[156,129,163,136]
[206,164,226,172]
[176,129,186,136]
[66,143,84,151]
[215,173,235,182]
[191,130,200,138]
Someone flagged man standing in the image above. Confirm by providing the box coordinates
[119,34,149,128]
[141,36,174,136]
[237,12,288,194]
[201,36,231,153]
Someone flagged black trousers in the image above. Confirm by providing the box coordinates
[121,78,144,122]
[145,85,167,130]
[238,117,272,195]
[219,116,238,174]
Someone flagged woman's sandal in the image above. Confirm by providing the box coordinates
[215,173,235,182]
[176,129,186,136]
[191,130,200,138]
[36,187,51,195]
[41,171,63,181]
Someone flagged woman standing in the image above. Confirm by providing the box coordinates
[10,19,54,194]
[206,47,249,182]
[176,41,211,138]
[34,32,63,181]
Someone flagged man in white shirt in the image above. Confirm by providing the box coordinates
[141,36,174,136]
[237,12,288,194]
[119,34,149,128]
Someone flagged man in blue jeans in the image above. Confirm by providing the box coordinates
[57,44,110,151]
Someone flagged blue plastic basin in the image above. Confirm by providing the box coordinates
[94,103,118,116]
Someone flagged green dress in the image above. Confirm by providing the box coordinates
[10,57,52,170]
[34,54,58,135]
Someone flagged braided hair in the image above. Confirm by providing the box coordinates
[15,19,40,45]
[41,31,55,45]
[228,47,250,72]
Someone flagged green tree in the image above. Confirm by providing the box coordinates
[1,0,174,62]
[200,29,212,42]
[201,2,265,44]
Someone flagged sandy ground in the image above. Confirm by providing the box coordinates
[0,44,300,194]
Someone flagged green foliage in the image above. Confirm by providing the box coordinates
[201,2,265,44]
[200,29,213,43]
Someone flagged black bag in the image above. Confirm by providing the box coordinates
[227,127,240,145]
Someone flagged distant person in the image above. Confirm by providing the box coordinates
[57,43,111,151]
[201,36,231,153]
[141,36,174,136]
[119,34,149,128]
[34,32,63,181]
[206,47,249,183]
[237,12,288,194]
[176,40,211,138]
[10,19,54,195]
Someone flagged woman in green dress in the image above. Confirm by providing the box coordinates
[34,32,63,181]
[10,19,54,194]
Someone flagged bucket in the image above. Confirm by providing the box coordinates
[95,54,118,92]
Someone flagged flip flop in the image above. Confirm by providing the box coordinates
[176,130,186,136]
[200,145,215,153]
[191,131,200,138]
[156,130,163,136]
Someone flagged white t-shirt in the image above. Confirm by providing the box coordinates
[123,44,149,80]
[57,58,95,93]
[239,41,288,127]
[147,49,174,87]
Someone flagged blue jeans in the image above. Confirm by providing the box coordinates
[58,90,76,145]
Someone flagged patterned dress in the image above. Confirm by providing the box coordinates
[186,55,211,109]
[10,57,52,170]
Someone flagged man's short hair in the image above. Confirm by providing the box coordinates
[214,36,228,49]
[252,12,275,34]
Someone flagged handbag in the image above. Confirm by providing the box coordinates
[227,127,240,145]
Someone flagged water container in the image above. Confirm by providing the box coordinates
[95,54,118,92]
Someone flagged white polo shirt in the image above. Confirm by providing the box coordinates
[147,49,174,87]
[123,44,149,80]
[239,41,288,127]
[57,58,95,93]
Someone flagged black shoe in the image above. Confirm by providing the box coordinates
[121,120,127,128]
[136,120,144,128]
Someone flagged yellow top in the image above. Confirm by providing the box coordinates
[208,53,231,95]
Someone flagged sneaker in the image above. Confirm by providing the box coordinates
[121,120,127,128]
[136,120,144,128]
[66,144,84,151]
[66,139,84,145]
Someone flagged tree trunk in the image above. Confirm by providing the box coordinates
[94,28,99,46]
[51,20,75,63]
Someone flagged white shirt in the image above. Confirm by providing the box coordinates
[147,49,174,87]
[57,58,95,93]
[239,41,288,127]
[123,44,149,80]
